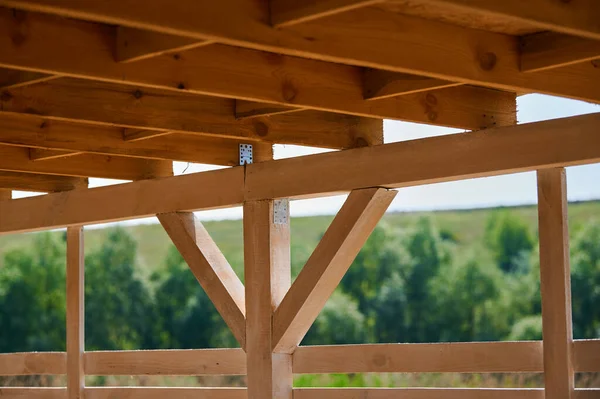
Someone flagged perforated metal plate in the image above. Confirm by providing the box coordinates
[273,199,289,225]
[239,144,253,165]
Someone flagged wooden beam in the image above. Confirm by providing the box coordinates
[244,113,600,201]
[272,188,395,353]
[243,199,292,399]
[0,388,67,399]
[0,145,174,180]
[29,148,82,161]
[1,113,600,235]
[270,0,384,27]
[573,339,600,372]
[85,388,246,399]
[234,100,301,120]
[293,342,543,374]
[363,69,461,100]
[414,0,600,41]
[0,11,518,130]
[115,26,210,63]
[158,212,246,349]
[66,226,84,399]
[0,3,597,102]
[293,388,545,399]
[520,32,600,73]
[0,114,273,165]
[537,168,574,399]
[84,349,246,376]
[0,171,87,192]
[0,188,10,200]
[0,67,58,89]
[0,352,66,375]
[1,78,385,149]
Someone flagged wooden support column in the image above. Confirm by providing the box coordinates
[243,199,292,399]
[537,168,574,399]
[66,226,84,399]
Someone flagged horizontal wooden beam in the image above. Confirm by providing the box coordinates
[362,69,461,100]
[84,349,246,375]
[0,66,58,89]
[1,113,599,235]
[1,78,383,149]
[414,0,600,41]
[0,10,517,130]
[116,26,210,63]
[29,148,82,161]
[0,352,66,375]
[293,342,543,374]
[0,171,87,192]
[244,113,600,200]
[0,145,174,179]
[572,339,600,372]
[293,388,544,399]
[520,32,600,72]
[0,188,10,200]
[84,388,247,399]
[270,0,383,27]
[0,2,597,102]
[0,388,66,399]
[234,100,301,119]
[0,114,273,165]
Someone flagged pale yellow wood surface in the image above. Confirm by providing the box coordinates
[158,212,246,348]
[293,388,545,399]
[66,226,84,399]
[84,387,247,399]
[0,352,66,375]
[0,388,67,399]
[0,146,173,180]
[1,78,385,149]
[84,348,246,375]
[29,149,82,161]
[293,341,544,374]
[121,129,172,142]
[0,2,597,102]
[243,200,292,399]
[520,32,600,72]
[273,188,395,353]
[537,168,574,399]
[363,69,461,100]
[0,171,87,193]
[0,11,518,130]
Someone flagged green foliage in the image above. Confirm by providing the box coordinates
[485,211,535,273]
[509,315,543,341]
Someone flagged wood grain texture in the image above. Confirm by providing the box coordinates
[1,78,383,149]
[245,113,600,201]
[0,188,10,200]
[0,2,596,102]
[116,26,208,62]
[0,67,58,89]
[293,341,544,374]
[0,171,87,192]
[84,349,246,375]
[270,0,384,27]
[363,69,461,100]
[293,388,545,399]
[234,100,301,119]
[158,212,246,348]
[0,166,244,235]
[273,188,396,353]
[537,168,574,399]
[0,388,67,399]
[573,339,600,372]
[0,10,518,130]
[84,387,247,399]
[0,352,66,375]
[0,145,173,180]
[243,200,292,399]
[66,226,84,399]
[520,32,600,72]
[29,149,82,161]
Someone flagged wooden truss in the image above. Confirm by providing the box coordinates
[0,0,598,398]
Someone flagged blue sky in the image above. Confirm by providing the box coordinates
[13,94,600,222]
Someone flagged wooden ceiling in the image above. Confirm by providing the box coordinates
[0,0,598,194]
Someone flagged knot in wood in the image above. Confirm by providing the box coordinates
[479,52,497,71]
[253,121,269,137]
[282,81,298,103]
[133,89,143,99]
[0,91,13,102]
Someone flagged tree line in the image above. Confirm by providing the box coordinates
[0,210,598,353]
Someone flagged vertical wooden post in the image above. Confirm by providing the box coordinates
[244,199,292,399]
[0,189,11,201]
[66,226,84,399]
[537,168,574,399]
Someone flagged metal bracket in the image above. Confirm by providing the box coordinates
[239,144,253,165]
[273,199,289,225]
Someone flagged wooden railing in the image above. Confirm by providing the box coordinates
[0,340,598,398]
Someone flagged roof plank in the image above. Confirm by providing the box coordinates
[0,170,87,192]
[362,69,462,100]
[270,0,384,27]
[520,32,600,73]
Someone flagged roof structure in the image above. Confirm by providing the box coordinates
[0,1,598,399]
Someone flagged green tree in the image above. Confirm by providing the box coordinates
[373,272,408,343]
[485,211,534,274]
[508,315,543,341]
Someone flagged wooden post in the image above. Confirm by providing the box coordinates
[0,189,11,201]
[537,168,574,399]
[243,199,292,399]
[66,226,84,399]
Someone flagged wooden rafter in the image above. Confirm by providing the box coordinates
[66,226,84,399]
[272,188,396,353]
[0,2,597,102]
[0,11,517,130]
[158,212,247,349]
[270,0,384,27]
[1,112,599,234]
[0,171,87,193]
[362,69,461,100]
[0,146,174,180]
[1,78,384,149]
[234,101,302,120]
[29,149,82,161]
[0,67,58,89]
[520,32,600,73]
[0,188,11,200]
